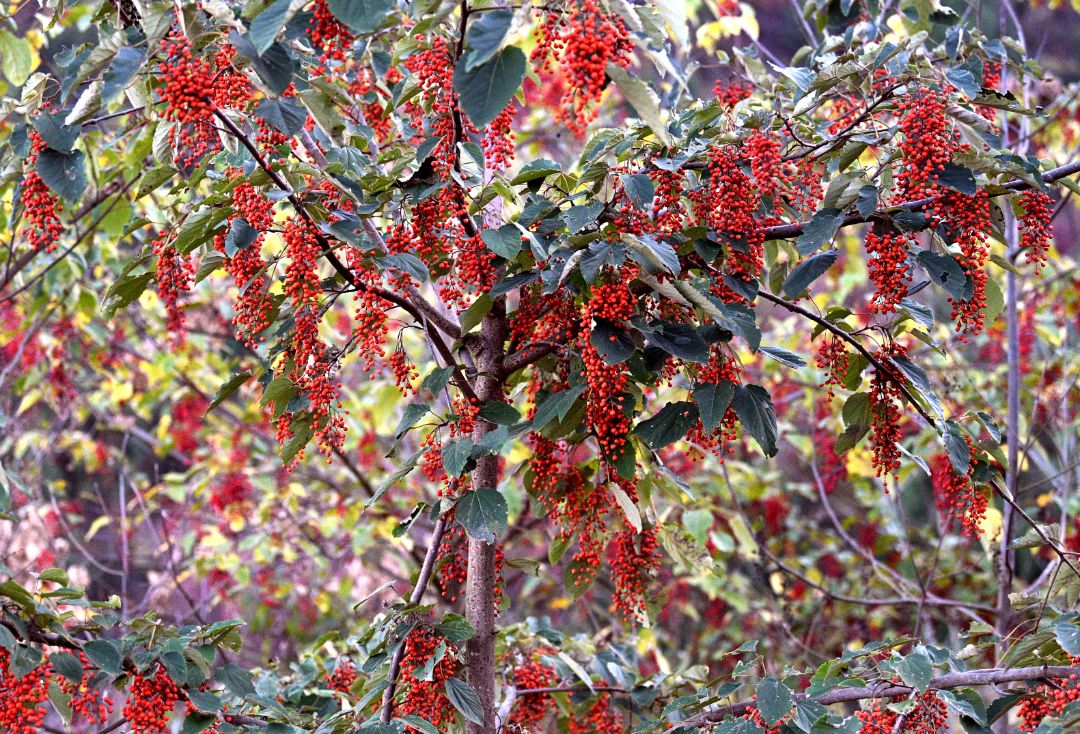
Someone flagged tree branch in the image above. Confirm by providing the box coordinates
[671,665,1080,730]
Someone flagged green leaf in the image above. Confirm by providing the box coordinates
[942,421,970,475]
[796,209,844,256]
[32,112,78,153]
[606,64,671,146]
[82,639,122,675]
[208,372,253,412]
[460,294,492,334]
[186,690,223,713]
[216,663,256,696]
[590,319,636,365]
[896,650,934,692]
[477,401,520,426]
[937,163,977,195]
[250,0,292,55]
[455,488,507,543]
[136,166,175,200]
[255,96,307,136]
[480,225,522,260]
[464,8,513,71]
[445,678,485,725]
[918,251,970,300]
[103,272,153,317]
[102,47,145,101]
[379,253,431,283]
[395,403,429,440]
[694,381,734,433]
[434,613,475,643]
[783,250,839,297]
[0,30,34,87]
[648,323,709,363]
[532,384,585,431]
[326,0,394,33]
[181,713,219,734]
[510,159,561,185]
[260,376,298,414]
[453,46,526,129]
[621,173,655,210]
[441,438,474,478]
[225,218,258,257]
[760,346,806,369]
[891,355,943,418]
[731,384,778,457]
[635,401,698,450]
[1053,619,1080,656]
[36,149,86,203]
[756,678,793,727]
[842,392,871,428]
[49,651,85,683]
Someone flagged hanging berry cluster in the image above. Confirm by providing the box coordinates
[868,343,907,482]
[608,525,661,621]
[1018,190,1054,274]
[855,691,948,733]
[530,0,634,135]
[507,652,558,729]
[1017,667,1080,731]
[696,145,765,299]
[0,648,51,734]
[122,664,183,734]
[213,175,276,347]
[21,130,63,253]
[153,232,195,351]
[568,693,623,734]
[581,279,635,461]
[396,628,459,730]
[930,440,988,537]
[57,652,114,726]
[278,217,348,461]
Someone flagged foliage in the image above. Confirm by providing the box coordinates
[0,0,1079,731]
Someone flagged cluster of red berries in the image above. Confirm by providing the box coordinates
[309,0,355,65]
[281,217,347,461]
[609,526,661,621]
[713,79,753,108]
[325,659,358,702]
[855,691,948,733]
[122,665,183,734]
[22,130,63,253]
[508,653,558,729]
[0,648,51,734]
[1017,669,1080,731]
[568,693,623,734]
[685,348,740,460]
[697,145,764,298]
[398,628,459,730]
[529,436,613,590]
[531,0,634,135]
[816,337,849,399]
[930,439,987,537]
[153,233,195,351]
[214,176,275,347]
[813,400,848,493]
[482,103,516,172]
[581,280,635,460]
[864,223,911,313]
[1018,190,1054,274]
[210,440,253,514]
[172,393,209,457]
[933,190,992,337]
[58,652,114,726]
[868,344,906,481]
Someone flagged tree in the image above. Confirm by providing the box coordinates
[1,0,1080,732]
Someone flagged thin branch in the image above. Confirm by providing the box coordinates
[672,665,1080,730]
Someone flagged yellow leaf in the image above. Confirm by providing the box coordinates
[549,596,571,610]
[770,571,785,594]
[109,380,134,403]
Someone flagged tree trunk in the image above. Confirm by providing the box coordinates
[464,307,506,734]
